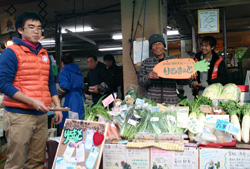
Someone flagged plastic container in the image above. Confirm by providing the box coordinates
[237,85,249,92]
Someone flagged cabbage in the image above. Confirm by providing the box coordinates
[202,83,223,99]
[220,83,241,102]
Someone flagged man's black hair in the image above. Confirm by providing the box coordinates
[201,36,217,49]
[61,53,74,65]
[87,55,97,61]
[103,54,116,64]
[15,12,43,38]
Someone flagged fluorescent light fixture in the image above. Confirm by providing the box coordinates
[167,26,172,29]
[39,38,56,46]
[61,26,94,33]
[112,34,122,40]
[98,47,123,51]
[65,29,96,45]
[167,30,179,35]
[40,38,55,43]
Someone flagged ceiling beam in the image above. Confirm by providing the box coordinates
[55,3,120,22]
[0,0,39,6]
[181,0,250,10]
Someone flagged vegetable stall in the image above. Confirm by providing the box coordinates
[79,83,250,168]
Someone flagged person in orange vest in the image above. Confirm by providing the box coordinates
[0,12,63,169]
[191,36,228,96]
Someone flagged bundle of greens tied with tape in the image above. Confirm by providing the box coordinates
[84,95,112,121]
[119,106,151,139]
[147,110,184,135]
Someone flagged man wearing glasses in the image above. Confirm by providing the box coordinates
[0,12,62,169]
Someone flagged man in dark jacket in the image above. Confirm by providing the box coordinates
[139,34,189,105]
[191,36,228,95]
[103,54,124,99]
[86,55,111,104]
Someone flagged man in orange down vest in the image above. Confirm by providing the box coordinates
[0,12,63,169]
[191,35,228,96]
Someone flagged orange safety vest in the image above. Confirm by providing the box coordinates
[2,44,52,109]
[194,56,223,79]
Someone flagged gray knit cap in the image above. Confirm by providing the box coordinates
[148,34,166,49]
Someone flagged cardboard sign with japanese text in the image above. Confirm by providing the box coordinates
[52,119,108,169]
[153,58,195,79]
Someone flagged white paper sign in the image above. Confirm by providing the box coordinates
[198,9,219,34]
[128,119,138,127]
[133,40,149,64]
[200,148,250,169]
[151,147,198,169]
[176,107,189,128]
[127,148,149,169]
[55,156,77,169]
[226,123,240,136]
[103,144,127,169]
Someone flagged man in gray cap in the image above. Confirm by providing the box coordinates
[138,34,188,104]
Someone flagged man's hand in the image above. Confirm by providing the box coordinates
[31,98,49,112]
[54,111,63,125]
[148,71,159,79]
[193,81,202,89]
[189,72,198,80]
[88,85,99,93]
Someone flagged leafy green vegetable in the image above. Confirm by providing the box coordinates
[159,111,184,134]
[202,83,223,99]
[84,95,112,121]
[147,111,162,134]
[219,100,242,121]
[179,95,213,117]
[119,106,137,139]
[220,83,241,102]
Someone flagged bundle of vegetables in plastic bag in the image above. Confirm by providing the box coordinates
[123,84,138,104]
[119,106,151,139]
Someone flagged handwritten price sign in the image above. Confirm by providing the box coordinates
[188,117,199,134]
[226,123,240,136]
[215,119,229,131]
[214,119,240,136]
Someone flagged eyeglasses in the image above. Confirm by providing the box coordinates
[23,26,44,32]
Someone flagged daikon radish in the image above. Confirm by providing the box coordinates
[231,114,241,142]
[198,113,206,133]
[241,113,250,143]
